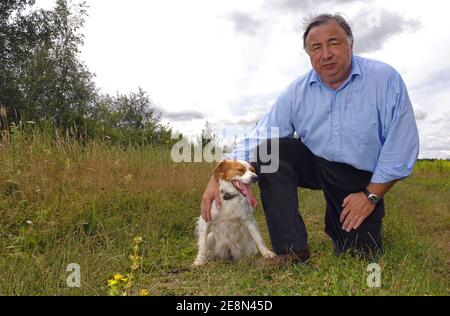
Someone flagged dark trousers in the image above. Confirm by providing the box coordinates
[254,138,385,257]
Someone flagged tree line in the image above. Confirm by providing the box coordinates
[0,0,174,146]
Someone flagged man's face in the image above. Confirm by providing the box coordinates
[305,22,353,89]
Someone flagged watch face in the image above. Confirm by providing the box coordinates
[368,194,378,204]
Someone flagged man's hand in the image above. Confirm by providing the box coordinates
[201,175,222,222]
[340,192,375,232]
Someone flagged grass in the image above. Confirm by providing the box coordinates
[0,126,449,295]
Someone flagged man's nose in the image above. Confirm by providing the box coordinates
[322,46,333,59]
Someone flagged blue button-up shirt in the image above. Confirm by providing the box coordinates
[227,55,420,184]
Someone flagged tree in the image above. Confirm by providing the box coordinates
[23,0,96,128]
[200,121,218,148]
[86,88,173,146]
[0,0,96,129]
[0,0,53,122]
[112,88,160,130]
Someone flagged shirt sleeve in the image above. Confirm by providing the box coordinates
[371,71,420,184]
[223,85,296,162]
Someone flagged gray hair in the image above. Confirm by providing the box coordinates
[302,14,354,51]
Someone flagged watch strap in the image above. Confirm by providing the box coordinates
[364,189,380,204]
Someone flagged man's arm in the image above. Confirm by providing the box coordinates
[340,71,419,232]
[201,175,221,222]
[371,71,419,184]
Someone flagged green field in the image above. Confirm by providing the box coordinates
[0,128,449,295]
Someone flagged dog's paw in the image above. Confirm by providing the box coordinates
[263,250,277,259]
[192,256,207,267]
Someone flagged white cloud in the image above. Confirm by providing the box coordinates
[413,104,427,121]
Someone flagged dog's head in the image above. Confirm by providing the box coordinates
[213,160,258,207]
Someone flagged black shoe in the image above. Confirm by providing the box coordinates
[279,248,311,264]
[257,248,310,267]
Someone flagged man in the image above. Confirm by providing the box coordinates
[201,14,419,261]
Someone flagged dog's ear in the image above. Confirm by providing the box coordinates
[213,161,227,181]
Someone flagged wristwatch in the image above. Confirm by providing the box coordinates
[364,189,381,205]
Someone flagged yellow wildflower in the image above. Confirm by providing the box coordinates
[129,255,139,261]
[114,273,124,281]
[139,288,149,296]
[131,262,139,270]
[108,279,118,287]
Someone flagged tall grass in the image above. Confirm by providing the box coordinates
[0,126,448,295]
[414,159,450,175]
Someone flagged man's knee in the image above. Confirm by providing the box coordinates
[253,138,301,168]
[254,138,322,191]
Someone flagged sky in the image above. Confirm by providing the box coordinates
[34,0,450,158]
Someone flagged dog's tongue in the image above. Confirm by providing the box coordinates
[242,183,257,208]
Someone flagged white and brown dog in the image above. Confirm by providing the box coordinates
[193,160,276,267]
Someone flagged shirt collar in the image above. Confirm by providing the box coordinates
[309,55,362,86]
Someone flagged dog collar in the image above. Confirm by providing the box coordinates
[222,192,239,200]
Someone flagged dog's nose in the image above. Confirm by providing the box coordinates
[251,175,258,183]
